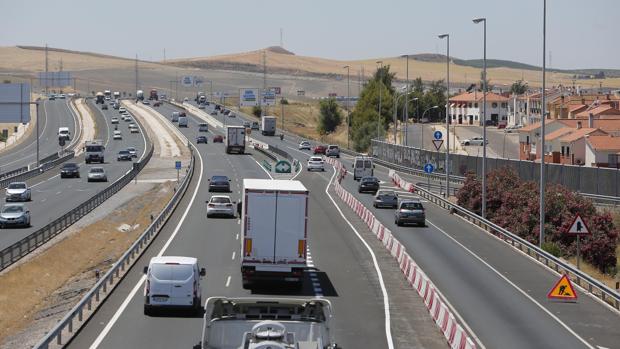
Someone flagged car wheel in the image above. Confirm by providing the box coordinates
[144,304,152,316]
[395,220,401,226]
[464,142,470,146]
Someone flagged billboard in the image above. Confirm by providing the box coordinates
[270,87,281,95]
[38,72,72,87]
[0,83,31,123]
[194,76,203,87]
[181,76,194,87]
[262,89,276,106]
[239,88,259,107]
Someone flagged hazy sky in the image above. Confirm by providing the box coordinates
[1,0,618,69]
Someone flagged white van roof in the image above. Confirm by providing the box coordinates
[58,127,69,131]
[244,179,307,192]
[150,256,197,265]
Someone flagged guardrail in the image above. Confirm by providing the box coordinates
[389,170,620,311]
[0,166,29,181]
[253,145,277,161]
[34,146,196,349]
[0,151,75,189]
[262,160,272,172]
[268,144,294,162]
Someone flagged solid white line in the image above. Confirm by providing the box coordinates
[231,251,236,260]
[236,233,239,240]
[324,167,394,349]
[31,174,60,188]
[251,157,274,179]
[225,276,231,288]
[426,219,595,349]
[89,145,204,349]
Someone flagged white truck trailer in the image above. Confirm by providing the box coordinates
[261,115,276,136]
[226,126,246,154]
[194,297,338,349]
[240,179,308,288]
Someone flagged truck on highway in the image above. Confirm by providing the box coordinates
[113,91,120,100]
[195,92,206,104]
[95,92,105,104]
[240,179,308,288]
[194,297,338,349]
[261,115,276,136]
[104,90,111,100]
[84,140,105,164]
[226,126,245,154]
[149,89,158,100]
[136,90,144,101]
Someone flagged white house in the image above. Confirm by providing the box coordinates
[449,91,510,126]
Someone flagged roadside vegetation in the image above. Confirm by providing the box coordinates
[457,167,619,275]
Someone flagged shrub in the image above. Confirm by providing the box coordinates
[252,106,262,118]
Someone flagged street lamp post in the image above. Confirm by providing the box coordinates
[421,106,439,149]
[540,0,547,247]
[473,17,488,218]
[376,60,383,140]
[393,90,415,144]
[344,65,351,149]
[408,97,419,146]
[439,34,451,197]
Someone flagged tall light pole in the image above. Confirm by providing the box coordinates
[473,17,487,218]
[344,65,351,149]
[376,60,383,140]
[421,106,439,149]
[408,97,419,146]
[394,90,415,144]
[439,34,451,197]
[401,55,410,146]
[540,0,547,247]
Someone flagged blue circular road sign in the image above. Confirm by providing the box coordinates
[424,163,435,174]
[434,130,443,140]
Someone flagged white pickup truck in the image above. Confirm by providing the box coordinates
[240,179,308,288]
[194,297,338,349]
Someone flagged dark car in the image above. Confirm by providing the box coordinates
[395,200,426,227]
[117,149,132,161]
[213,135,224,143]
[196,136,208,144]
[153,101,161,107]
[223,109,230,116]
[214,104,221,111]
[373,190,398,208]
[358,176,380,193]
[101,104,108,110]
[179,112,186,117]
[313,145,327,155]
[60,163,80,178]
[208,175,231,192]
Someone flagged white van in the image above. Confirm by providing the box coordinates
[178,116,189,128]
[143,256,205,315]
[353,156,374,180]
[58,127,70,140]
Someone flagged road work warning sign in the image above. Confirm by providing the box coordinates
[547,274,577,301]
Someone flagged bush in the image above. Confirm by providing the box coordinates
[542,242,562,257]
[280,98,289,105]
[252,106,262,118]
[317,98,342,134]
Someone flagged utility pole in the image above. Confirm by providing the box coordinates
[344,65,351,149]
[163,48,166,64]
[439,34,451,198]
[376,61,383,140]
[473,17,488,218]
[540,0,547,248]
[405,54,409,146]
[262,50,267,116]
[45,44,48,94]
[59,57,63,71]
[135,54,139,98]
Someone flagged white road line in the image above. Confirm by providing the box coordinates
[225,276,231,288]
[324,167,394,349]
[251,157,274,179]
[231,251,236,260]
[89,145,204,349]
[426,219,594,349]
[236,233,239,240]
[31,174,60,188]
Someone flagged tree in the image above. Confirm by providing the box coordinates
[351,109,383,151]
[510,80,528,95]
[252,106,262,118]
[317,98,342,134]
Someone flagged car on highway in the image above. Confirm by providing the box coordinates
[213,135,224,143]
[113,130,122,140]
[299,141,311,150]
[101,103,108,110]
[48,94,56,100]
[58,94,66,99]
[306,156,325,171]
[112,103,119,110]
[198,123,209,132]
[326,144,340,158]
[313,145,327,155]
[358,176,380,194]
[118,107,126,113]
[60,162,80,178]
[111,117,119,124]
[87,167,108,182]
[142,100,150,105]
[206,195,236,218]
[214,104,221,111]
[5,182,31,202]
[198,103,205,109]
[153,101,161,107]
[126,147,138,158]
[208,175,231,192]
[183,97,188,102]
[223,109,230,116]
[228,112,236,118]
[373,190,398,208]
[196,136,208,144]
[243,121,251,128]
[0,203,31,228]
[251,121,259,130]
[178,116,188,127]
[171,112,179,122]
[117,149,132,161]
[460,137,488,146]
[394,199,426,227]
[143,256,205,315]
[504,125,523,133]
[129,124,140,133]
[123,115,132,122]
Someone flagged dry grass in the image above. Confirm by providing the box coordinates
[0,182,174,345]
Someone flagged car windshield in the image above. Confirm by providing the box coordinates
[378,191,395,197]
[310,157,322,161]
[127,148,135,151]
[2,205,23,213]
[150,263,193,281]
[63,163,78,169]
[211,197,231,204]
[401,202,423,210]
[212,176,228,182]
[90,168,104,173]
[86,145,103,152]
[8,183,26,189]
[119,150,129,154]
[362,177,377,182]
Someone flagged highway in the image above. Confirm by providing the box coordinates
[66,103,408,349]
[187,100,620,348]
[0,99,76,174]
[0,100,149,250]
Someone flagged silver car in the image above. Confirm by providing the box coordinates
[299,141,311,150]
[0,203,31,228]
[87,167,108,182]
[374,190,398,208]
[5,182,31,202]
[394,199,426,227]
[126,147,138,158]
[206,195,236,218]
[306,156,325,171]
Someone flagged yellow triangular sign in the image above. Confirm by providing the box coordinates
[547,274,577,300]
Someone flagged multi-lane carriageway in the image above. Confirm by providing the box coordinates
[65,101,619,349]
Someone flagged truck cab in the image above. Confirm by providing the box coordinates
[84,140,105,164]
[353,156,374,180]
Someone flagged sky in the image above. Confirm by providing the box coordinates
[1,0,618,70]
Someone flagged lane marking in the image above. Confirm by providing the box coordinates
[231,251,236,260]
[324,167,394,349]
[89,143,204,349]
[225,276,231,288]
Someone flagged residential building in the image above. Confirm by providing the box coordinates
[449,91,509,125]
[558,128,607,165]
[585,135,620,167]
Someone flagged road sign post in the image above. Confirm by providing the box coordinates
[566,214,590,269]
[175,161,182,181]
[424,163,434,191]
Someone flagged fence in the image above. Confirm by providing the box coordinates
[372,140,620,197]
[0,151,75,189]
[34,146,195,349]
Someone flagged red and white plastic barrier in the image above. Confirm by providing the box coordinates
[329,159,476,349]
